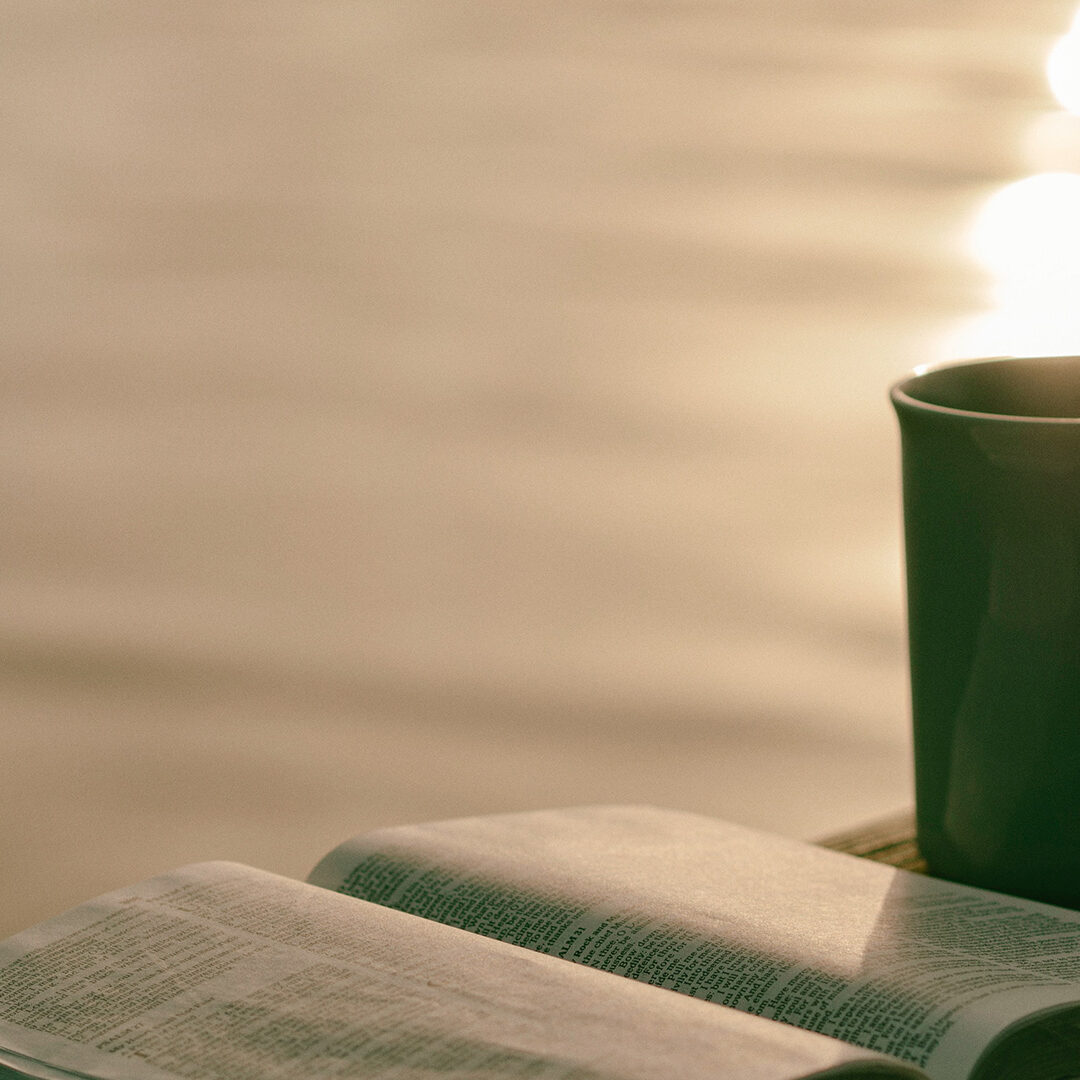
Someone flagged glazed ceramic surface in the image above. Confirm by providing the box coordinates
[894,357,1080,904]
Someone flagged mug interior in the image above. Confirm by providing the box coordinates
[897,356,1080,419]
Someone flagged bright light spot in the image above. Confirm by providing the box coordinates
[941,172,1080,358]
[970,172,1080,275]
[1048,13,1080,115]
[938,11,1080,360]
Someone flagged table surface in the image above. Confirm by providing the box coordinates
[1,0,1076,939]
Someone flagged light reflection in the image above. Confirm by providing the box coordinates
[1048,11,1080,115]
[945,172,1080,358]
[970,172,1080,277]
[940,11,1080,360]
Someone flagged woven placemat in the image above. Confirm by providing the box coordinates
[818,809,928,874]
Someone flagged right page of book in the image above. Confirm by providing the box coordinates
[309,805,1080,1080]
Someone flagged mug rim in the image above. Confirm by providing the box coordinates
[890,354,1080,424]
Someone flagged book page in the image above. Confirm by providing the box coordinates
[309,805,1080,1080]
[967,1003,1080,1080]
[0,861,918,1080]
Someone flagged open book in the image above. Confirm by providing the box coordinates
[3,806,1080,1080]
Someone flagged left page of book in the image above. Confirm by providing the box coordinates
[0,861,919,1080]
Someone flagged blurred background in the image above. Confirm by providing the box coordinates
[3,0,1079,938]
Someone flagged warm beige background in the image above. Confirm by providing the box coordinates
[1,1,1075,938]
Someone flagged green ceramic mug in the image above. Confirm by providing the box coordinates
[892,356,1080,906]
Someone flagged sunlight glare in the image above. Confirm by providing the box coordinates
[1048,12,1080,115]
[970,172,1080,276]
[941,172,1080,358]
